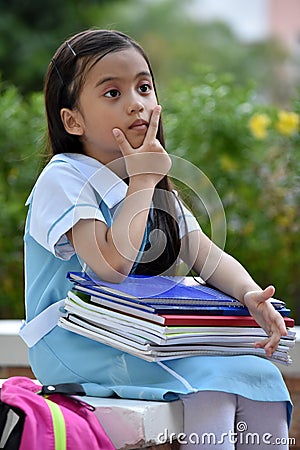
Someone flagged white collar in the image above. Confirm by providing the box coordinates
[51,153,128,209]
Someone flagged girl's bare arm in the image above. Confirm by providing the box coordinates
[181,229,287,356]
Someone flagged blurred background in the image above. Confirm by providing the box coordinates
[0,0,299,322]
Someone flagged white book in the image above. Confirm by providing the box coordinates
[58,316,293,365]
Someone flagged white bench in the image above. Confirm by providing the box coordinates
[87,397,183,449]
[1,321,300,449]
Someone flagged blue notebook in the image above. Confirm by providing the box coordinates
[67,271,287,311]
[71,284,251,314]
[67,272,242,305]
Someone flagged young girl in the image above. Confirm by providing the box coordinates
[21,29,292,448]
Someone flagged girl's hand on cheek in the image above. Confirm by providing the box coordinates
[112,105,171,186]
[243,286,288,357]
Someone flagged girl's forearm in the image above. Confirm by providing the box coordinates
[103,178,156,278]
[204,251,262,304]
[183,230,262,303]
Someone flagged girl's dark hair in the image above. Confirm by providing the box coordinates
[44,29,181,275]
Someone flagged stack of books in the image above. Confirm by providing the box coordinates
[58,272,296,365]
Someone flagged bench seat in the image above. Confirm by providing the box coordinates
[87,396,183,449]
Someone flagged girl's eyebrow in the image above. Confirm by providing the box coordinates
[95,70,152,88]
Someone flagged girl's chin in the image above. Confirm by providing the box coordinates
[128,137,144,149]
[126,130,146,149]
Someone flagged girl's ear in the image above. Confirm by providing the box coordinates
[60,108,84,136]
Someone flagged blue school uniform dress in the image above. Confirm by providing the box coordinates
[21,153,292,423]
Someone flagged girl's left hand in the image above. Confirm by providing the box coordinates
[243,286,288,357]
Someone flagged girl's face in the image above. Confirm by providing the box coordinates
[61,47,158,164]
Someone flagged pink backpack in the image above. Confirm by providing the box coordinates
[0,376,115,450]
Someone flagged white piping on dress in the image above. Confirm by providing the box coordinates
[157,361,197,392]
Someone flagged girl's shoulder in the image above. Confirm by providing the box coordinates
[26,153,93,207]
[43,152,90,175]
[27,152,128,210]
[36,153,98,187]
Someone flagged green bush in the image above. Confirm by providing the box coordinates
[163,70,300,321]
[0,81,45,317]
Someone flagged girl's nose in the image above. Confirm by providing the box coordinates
[127,100,144,114]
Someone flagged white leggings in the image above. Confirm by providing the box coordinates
[179,391,289,449]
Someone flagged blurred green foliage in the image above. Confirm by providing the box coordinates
[0,0,290,101]
[0,0,116,92]
[88,0,290,104]
[0,0,299,321]
[0,81,45,317]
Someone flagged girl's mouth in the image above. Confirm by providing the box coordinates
[129,119,148,131]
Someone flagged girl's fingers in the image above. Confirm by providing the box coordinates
[144,105,161,143]
[245,285,275,306]
[245,286,288,355]
[112,128,133,156]
[255,335,280,357]
[254,325,281,356]
[261,285,275,301]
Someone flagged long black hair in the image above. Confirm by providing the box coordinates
[44,29,181,275]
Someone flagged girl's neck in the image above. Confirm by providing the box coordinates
[99,155,128,180]
[83,148,128,180]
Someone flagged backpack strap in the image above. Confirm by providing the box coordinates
[19,299,66,347]
[44,398,67,450]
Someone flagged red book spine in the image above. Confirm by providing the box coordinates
[161,315,295,327]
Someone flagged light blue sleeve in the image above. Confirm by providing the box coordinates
[27,160,107,260]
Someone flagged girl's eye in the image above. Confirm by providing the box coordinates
[104,89,120,98]
[138,83,152,94]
